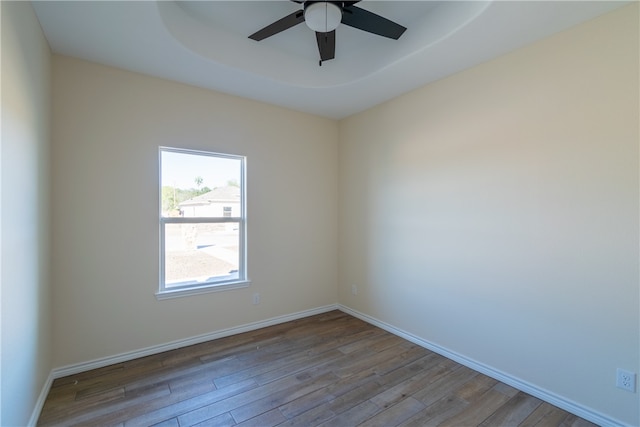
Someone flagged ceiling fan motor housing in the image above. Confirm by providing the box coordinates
[304,2,343,33]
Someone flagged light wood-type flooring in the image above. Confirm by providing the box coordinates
[38,310,598,427]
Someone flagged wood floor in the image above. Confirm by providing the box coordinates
[38,311,598,427]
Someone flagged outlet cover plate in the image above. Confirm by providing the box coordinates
[616,368,636,392]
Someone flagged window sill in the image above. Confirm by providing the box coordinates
[155,280,251,300]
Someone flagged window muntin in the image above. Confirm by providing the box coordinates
[159,147,247,297]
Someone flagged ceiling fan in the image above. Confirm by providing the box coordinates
[249,1,407,66]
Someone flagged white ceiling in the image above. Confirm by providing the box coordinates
[33,1,628,119]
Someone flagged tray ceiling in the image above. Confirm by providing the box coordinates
[33,1,628,119]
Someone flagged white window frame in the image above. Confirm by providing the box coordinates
[157,147,249,300]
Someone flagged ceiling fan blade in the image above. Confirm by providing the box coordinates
[249,10,305,41]
[316,30,336,62]
[341,5,406,40]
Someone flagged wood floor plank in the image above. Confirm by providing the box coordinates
[213,342,346,389]
[49,363,125,389]
[563,414,599,427]
[38,386,126,425]
[151,417,180,427]
[375,352,452,389]
[66,363,227,425]
[212,349,313,389]
[316,400,381,427]
[359,396,426,427]
[116,379,255,427]
[399,369,498,427]
[493,381,521,397]
[249,349,345,386]
[479,391,543,426]
[519,402,572,427]
[370,360,462,410]
[454,374,499,402]
[521,404,597,427]
[230,372,339,423]
[37,310,600,427]
[51,389,164,427]
[278,366,378,419]
[333,342,417,378]
[413,365,478,407]
[398,395,469,427]
[177,368,322,426]
[235,408,286,427]
[438,387,512,427]
[321,377,387,416]
[372,344,432,376]
[53,359,164,401]
[276,404,336,427]
[338,331,401,354]
[191,412,236,427]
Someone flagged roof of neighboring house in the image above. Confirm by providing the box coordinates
[179,186,240,207]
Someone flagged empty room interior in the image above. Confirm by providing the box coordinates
[2,1,639,426]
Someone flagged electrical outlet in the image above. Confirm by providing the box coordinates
[616,368,636,392]
[351,285,358,295]
[252,293,260,305]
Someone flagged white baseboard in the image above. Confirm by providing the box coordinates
[30,304,338,424]
[337,304,628,427]
[28,371,54,427]
[52,304,339,378]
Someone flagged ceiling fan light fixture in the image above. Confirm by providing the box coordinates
[304,2,342,33]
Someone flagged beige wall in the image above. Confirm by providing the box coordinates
[51,57,339,367]
[338,4,639,426]
[1,2,52,425]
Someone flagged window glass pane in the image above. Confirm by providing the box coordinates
[159,147,246,295]
[161,150,241,218]
[164,223,240,288]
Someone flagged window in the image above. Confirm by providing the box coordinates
[158,147,248,298]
